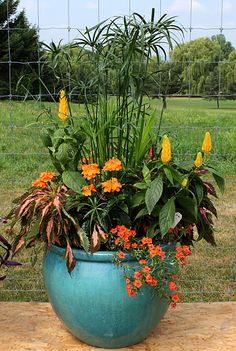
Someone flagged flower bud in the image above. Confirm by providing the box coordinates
[194,152,203,168]
[181,178,188,187]
[202,132,212,153]
[58,89,69,121]
[161,135,171,163]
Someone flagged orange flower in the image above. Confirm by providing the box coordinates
[171,294,179,303]
[32,171,56,188]
[142,266,151,273]
[139,259,147,265]
[131,243,138,249]
[117,251,125,259]
[58,89,69,121]
[82,184,97,197]
[170,303,177,310]
[134,271,142,279]
[141,237,152,245]
[134,279,142,288]
[103,159,122,172]
[102,178,122,193]
[80,163,100,180]
[32,179,47,188]
[169,282,177,291]
[126,284,136,297]
[40,172,56,182]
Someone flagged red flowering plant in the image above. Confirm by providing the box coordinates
[6,12,224,307]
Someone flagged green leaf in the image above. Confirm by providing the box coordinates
[176,195,198,222]
[135,207,149,220]
[40,129,52,147]
[134,182,148,190]
[78,227,90,253]
[212,173,225,194]
[146,222,157,238]
[163,166,174,185]
[142,164,150,180]
[131,192,145,208]
[62,171,85,192]
[145,176,163,214]
[159,197,175,237]
[56,143,70,164]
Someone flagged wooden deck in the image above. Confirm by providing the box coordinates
[0,302,236,351]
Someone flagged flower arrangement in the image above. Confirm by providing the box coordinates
[6,11,224,309]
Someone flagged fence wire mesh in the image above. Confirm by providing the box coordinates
[0,0,235,302]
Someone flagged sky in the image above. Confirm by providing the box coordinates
[18,0,236,48]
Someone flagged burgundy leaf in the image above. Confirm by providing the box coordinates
[0,234,11,249]
[65,243,76,273]
[97,225,108,240]
[12,238,25,255]
[2,259,21,267]
[194,169,209,175]
[92,226,99,248]
[203,181,218,198]
[46,218,54,247]
[199,208,209,223]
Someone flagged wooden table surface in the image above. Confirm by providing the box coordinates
[0,302,236,351]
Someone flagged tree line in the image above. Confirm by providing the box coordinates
[1,0,236,103]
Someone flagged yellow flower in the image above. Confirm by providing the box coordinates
[194,152,203,168]
[161,135,171,163]
[58,89,69,121]
[181,178,188,187]
[202,132,212,153]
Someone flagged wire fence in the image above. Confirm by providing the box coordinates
[0,0,235,302]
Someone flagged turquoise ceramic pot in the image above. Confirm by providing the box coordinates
[43,245,169,349]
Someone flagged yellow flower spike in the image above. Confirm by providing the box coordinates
[181,178,188,187]
[194,152,203,168]
[161,135,171,163]
[202,132,212,153]
[58,89,69,121]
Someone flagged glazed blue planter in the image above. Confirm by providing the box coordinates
[43,245,170,349]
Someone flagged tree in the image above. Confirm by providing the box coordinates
[0,0,39,97]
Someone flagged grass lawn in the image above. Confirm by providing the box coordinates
[0,97,235,302]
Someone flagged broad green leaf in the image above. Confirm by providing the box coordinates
[134,182,148,190]
[146,222,157,238]
[142,164,150,180]
[131,192,145,208]
[163,166,173,185]
[145,176,163,214]
[62,171,85,192]
[212,173,225,194]
[56,143,70,164]
[159,197,175,237]
[176,195,198,222]
[135,207,149,220]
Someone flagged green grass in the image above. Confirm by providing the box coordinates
[0,97,235,302]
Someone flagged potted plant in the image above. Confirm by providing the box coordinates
[6,11,224,349]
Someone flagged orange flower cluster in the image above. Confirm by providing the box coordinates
[103,159,122,172]
[82,184,96,196]
[80,163,100,180]
[175,245,192,267]
[110,225,136,249]
[102,178,122,193]
[32,172,56,188]
[141,237,166,260]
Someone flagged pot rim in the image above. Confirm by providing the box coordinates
[49,244,136,262]
[49,243,176,263]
